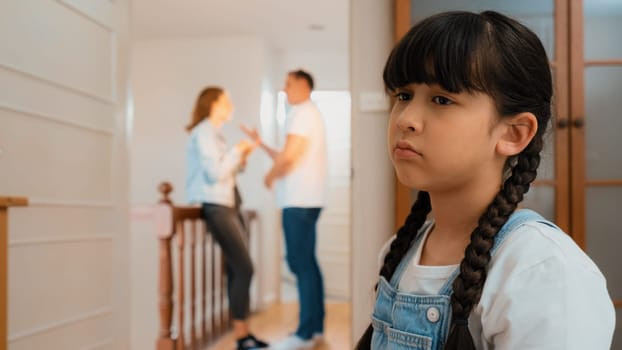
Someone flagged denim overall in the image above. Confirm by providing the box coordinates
[371,209,558,350]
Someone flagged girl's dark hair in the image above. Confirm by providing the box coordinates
[186,86,224,132]
[356,10,552,350]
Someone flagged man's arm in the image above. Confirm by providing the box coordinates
[259,142,279,159]
[240,124,278,159]
[264,134,308,188]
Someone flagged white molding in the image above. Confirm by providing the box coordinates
[319,254,349,261]
[0,103,114,136]
[8,308,111,343]
[317,248,350,256]
[55,0,114,32]
[81,338,113,350]
[28,198,114,208]
[318,220,350,227]
[9,235,114,247]
[110,32,118,104]
[0,62,114,106]
[325,287,350,300]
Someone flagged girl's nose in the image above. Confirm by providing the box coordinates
[396,120,416,132]
[395,105,422,133]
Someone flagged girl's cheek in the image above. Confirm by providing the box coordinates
[389,121,400,139]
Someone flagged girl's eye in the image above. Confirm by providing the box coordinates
[432,96,453,105]
[394,92,412,101]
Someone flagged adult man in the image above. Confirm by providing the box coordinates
[243,69,327,350]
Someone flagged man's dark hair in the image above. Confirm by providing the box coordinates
[289,69,314,90]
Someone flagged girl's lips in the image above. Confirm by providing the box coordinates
[394,141,422,159]
[394,147,421,159]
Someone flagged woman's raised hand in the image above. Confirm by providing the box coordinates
[235,139,256,156]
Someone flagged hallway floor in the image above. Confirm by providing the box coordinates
[209,301,351,349]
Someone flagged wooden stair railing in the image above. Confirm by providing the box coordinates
[0,196,28,350]
[155,183,258,350]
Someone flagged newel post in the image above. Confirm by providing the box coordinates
[0,197,28,350]
[156,183,175,350]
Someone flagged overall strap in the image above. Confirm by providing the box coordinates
[438,209,557,295]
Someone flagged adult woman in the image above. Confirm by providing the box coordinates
[186,87,268,350]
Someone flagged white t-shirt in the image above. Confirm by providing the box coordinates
[276,100,327,208]
[378,221,616,350]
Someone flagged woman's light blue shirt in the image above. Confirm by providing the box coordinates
[185,120,241,207]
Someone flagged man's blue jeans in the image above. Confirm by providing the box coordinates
[282,207,324,340]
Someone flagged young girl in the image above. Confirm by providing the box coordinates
[356,11,615,350]
[185,87,269,350]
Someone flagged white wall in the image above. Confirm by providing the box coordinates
[277,50,349,90]
[129,35,281,350]
[0,0,131,349]
[350,0,395,343]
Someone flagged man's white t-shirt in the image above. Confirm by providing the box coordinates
[276,99,327,208]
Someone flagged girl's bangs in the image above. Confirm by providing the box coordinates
[383,12,493,95]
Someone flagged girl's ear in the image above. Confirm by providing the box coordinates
[495,112,538,157]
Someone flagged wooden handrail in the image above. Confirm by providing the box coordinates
[1,196,28,350]
[0,197,28,208]
[155,183,258,350]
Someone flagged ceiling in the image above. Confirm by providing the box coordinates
[131,0,350,52]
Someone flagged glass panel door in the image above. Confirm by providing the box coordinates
[579,1,622,347]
